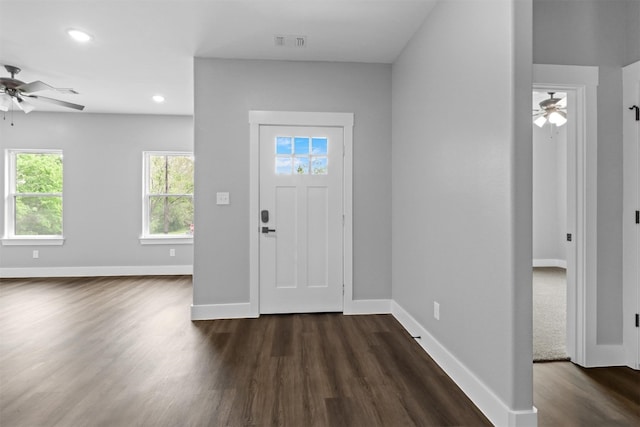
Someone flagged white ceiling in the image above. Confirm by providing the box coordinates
[0,0,437,116]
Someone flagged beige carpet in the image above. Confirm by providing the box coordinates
[533,267,570,362]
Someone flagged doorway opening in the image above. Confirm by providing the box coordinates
[533,64,599,367]
[532,89,570,362]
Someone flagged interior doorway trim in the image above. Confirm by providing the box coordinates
[623,60,640,370]
[248,111,354,317]
[533,64,598,367]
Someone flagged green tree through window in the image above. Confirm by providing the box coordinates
[12,151,63,236]
[145,153,194,236]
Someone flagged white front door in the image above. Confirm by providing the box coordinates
[259,125,344,313]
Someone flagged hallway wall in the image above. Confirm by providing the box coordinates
[392,0,534,419]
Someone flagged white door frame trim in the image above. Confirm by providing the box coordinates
[248,111,354,317]
[533,64,600,367]
[623,60,640,370]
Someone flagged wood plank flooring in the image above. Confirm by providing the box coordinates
[0,276,489,427]
[534,362,640,426]
[1,276,639,426]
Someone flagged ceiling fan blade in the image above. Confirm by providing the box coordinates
[17,80,79,94]
[25,94,85,111]
[557,97,567,108]
[0,94,11,111]
[12,96,35,113]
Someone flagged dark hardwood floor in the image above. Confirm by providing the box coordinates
[534,362,640,426]
[1,276,639,426]
[0,276,489,427]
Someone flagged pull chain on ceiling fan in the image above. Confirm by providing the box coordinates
[533,91,567,128]
[0,65,85,116]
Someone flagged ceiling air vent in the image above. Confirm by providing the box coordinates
[274,35,307,48]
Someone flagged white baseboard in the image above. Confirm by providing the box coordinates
[191,302,257,320]
[191,299,392,320]
[0,265,193,278]
[391,301,538,427]
[533,259,567,268]
[344,298,392,315]
[585,344,625,368]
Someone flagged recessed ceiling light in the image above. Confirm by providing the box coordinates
[152,95,165,103]
[67,29,93,43]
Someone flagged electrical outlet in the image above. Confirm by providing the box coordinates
[169,248,176,257]
[434,301,440,320]
[32,250,39,259]
[216,192,230,205]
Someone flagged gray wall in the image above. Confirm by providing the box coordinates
[533,122,567,262]
[192,58,392,305]
[533,0,634,344]
[0,112,194,270]
[392,0,533,411]
[626,0,640,65]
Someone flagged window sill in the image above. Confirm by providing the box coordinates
[139,236,193,245]
[1,237,65,246]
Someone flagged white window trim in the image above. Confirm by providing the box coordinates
[1,236,65,246]
[140,151,194,245]
[2,149,65,245]
[139,236,193,245]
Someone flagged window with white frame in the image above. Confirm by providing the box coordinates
[3,150,64,243]
[141,152,194,242]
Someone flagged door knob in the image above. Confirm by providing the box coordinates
[262,226,276,234]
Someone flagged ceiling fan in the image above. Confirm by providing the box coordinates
[0,65,85,114]
[533,92,566,127]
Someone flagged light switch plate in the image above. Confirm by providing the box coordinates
[216,192,230,205]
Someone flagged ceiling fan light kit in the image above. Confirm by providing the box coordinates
[0,64,85,119]
[0,95,11,112]
[533,91,567,128]
[533,115,547,128]
[548,110,567,126]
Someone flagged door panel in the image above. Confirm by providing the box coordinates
[275,186,296,288]
[259,125,343,313]
[307,186,329,288]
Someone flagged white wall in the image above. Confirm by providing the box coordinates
[0,112,194,275]
[532,121,567,264]
[533,0,633,344]
[192,58,392,306]
[392,0,534,419]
